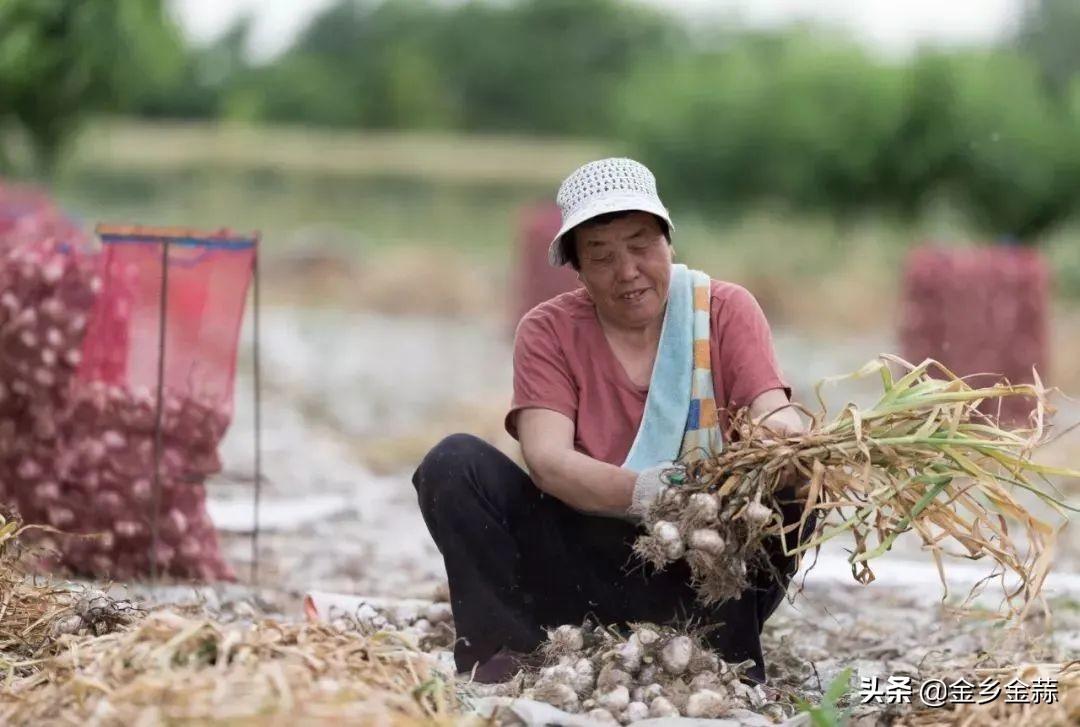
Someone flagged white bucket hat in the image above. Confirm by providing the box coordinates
[548,157,674,266]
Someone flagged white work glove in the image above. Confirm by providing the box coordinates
[628,461,687,520]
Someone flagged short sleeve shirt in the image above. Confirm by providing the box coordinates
[505,280,791,465]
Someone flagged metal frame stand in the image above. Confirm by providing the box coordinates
[251,238,263,587]
[147,235,263,587]
[150,240,170,584]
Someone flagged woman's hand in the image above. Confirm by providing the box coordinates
[629,461,686,519]
[747,388,813,502]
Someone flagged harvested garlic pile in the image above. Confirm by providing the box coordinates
[522,623,774,724]
[327,596,457,653]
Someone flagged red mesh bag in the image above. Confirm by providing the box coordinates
[79,228,253,409]
[510,202,580,330]
[59,226,257,581]
[0,236,100,524]
[0,239,100,402]
[0,181,88,254]
[899,244,1049,424]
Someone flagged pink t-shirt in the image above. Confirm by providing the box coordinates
[505,280,790,465]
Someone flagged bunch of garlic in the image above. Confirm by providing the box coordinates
[634,486,779,604]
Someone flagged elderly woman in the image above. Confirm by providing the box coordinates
[413,158,809,685]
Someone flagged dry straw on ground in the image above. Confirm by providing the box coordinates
[0,515,139,664]
[637,355,1080,614]
[0,513,464,726]
[2,614,460,725]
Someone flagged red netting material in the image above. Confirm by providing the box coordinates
[0,219,253,582]
[511,202,580,330]
[0,182,88,254]
[66,231,256,580]
[79,238,255,414]
[46,382,233,580]
[899,244,1049,424]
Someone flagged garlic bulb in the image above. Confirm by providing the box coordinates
[688,529,726,555]
[424,602,453,624]
[742,501,773,525]
[637,664,659,685]
[685,689,728,718]
[690,672,724,692]
[587,708,618,724]
[622,701,649,723]
[649,696,679,718]
[548,624,584,653]
[597,664,633,692]
[597,685,630,712]
[613,634,643,672]
[652,521,685,560]
[658,487,686,508]
[532,681,579,711]
[572,657,596,695]
[660,636,693,675]
[688,647,720,675]
[635,627,660,647]
[540,665,577,685]
[686,492,719,523]
[51,614,83,637]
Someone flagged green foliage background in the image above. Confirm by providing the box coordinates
[0,0,183,171]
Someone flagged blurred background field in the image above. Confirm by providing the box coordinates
[2,0,1073,335]
[49,118,1080,389]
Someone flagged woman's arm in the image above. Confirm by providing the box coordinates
[747,387,806,437]
[748,387,812,502]
[516,407,637,516]
[517,389,806,517]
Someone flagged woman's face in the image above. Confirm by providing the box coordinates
[574,211,673,332]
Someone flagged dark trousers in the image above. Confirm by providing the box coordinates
[412,433,810,683]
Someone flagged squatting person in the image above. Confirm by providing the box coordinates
[413,158,812,685]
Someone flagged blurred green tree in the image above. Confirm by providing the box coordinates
[439,0,682,135]
[872,53,969,220]
[4,0,1072,241]
[0,0,183,175]
[618,32,906,220]
[619,32,1080,241]
[133,15,252,121]
[942,52,1080,241]
[1017,0,1080,98]
[240,0,679,134]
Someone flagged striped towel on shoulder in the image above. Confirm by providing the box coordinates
[623,264,723,471]
[680,269,723,462]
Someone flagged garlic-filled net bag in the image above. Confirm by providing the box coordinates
[0,236,101,524]
[0,182,89,254]
[66,226,256,581]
